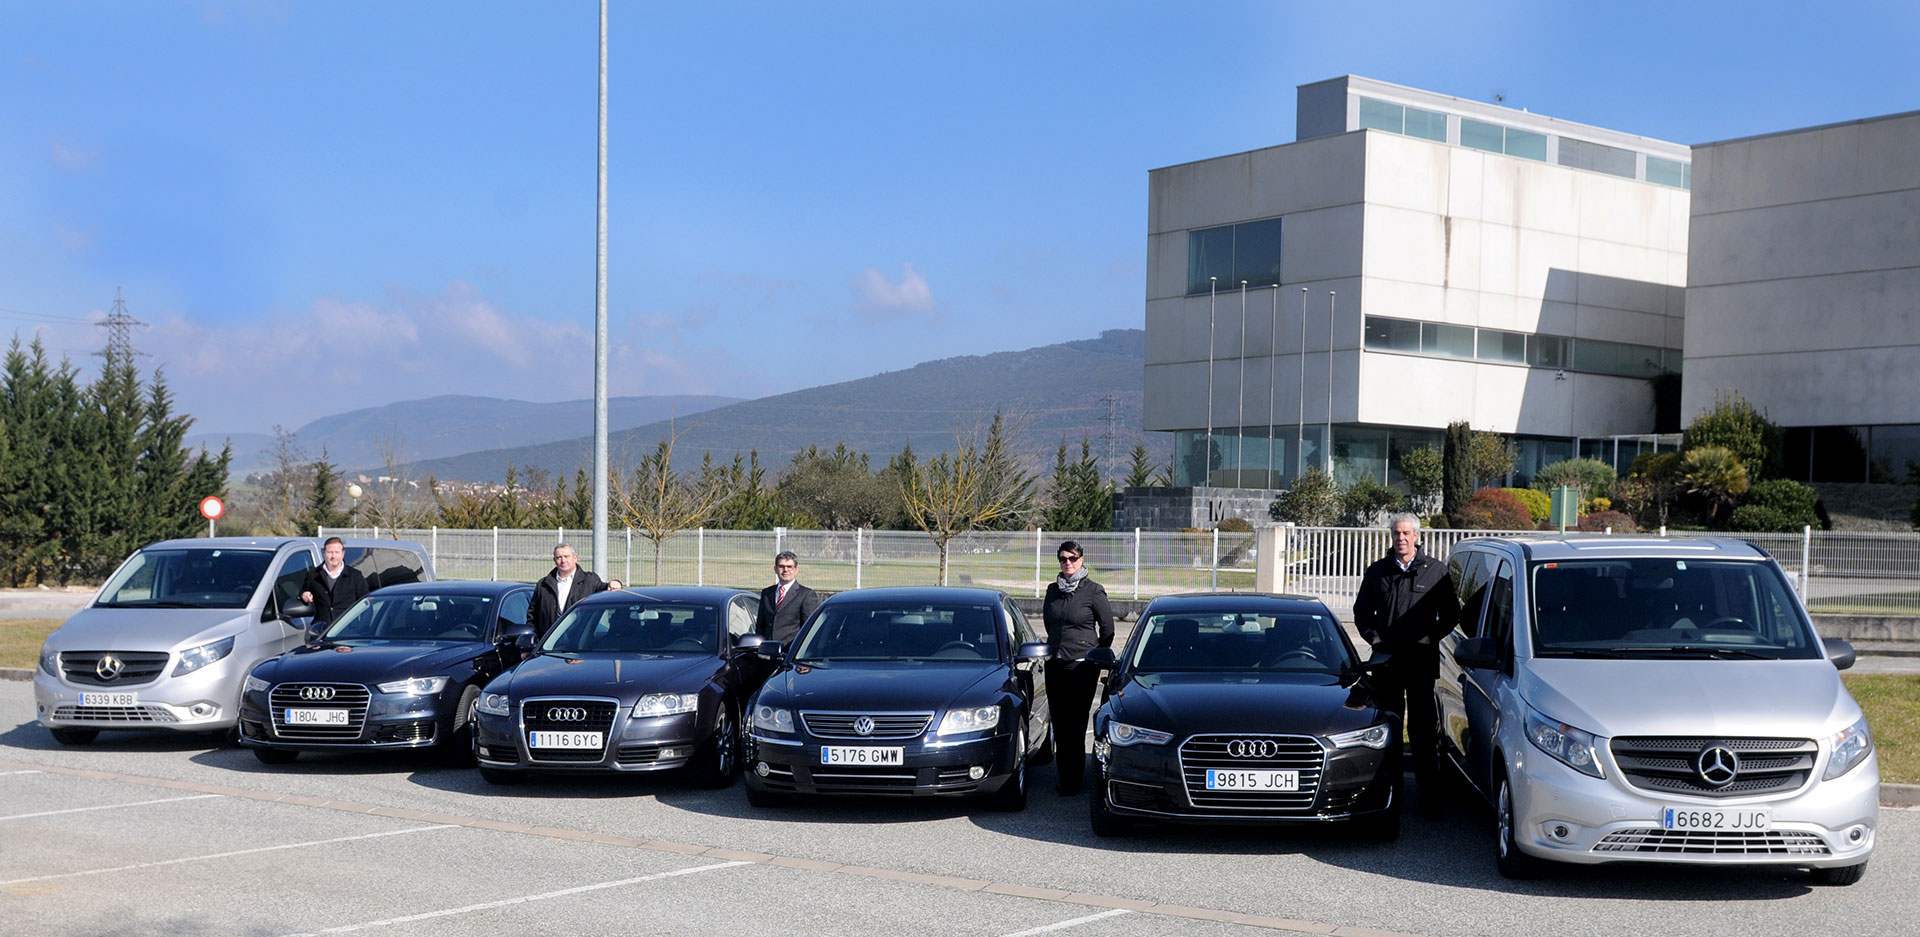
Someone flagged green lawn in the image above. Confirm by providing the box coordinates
[0,618,62,671]
[1844,674,1920,784]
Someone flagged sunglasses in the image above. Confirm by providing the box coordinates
[1057,555,1082,563]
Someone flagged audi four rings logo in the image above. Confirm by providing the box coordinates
[547,707,589,722]
[1697,745,1741,787]
[95,655,124,680]
[852,716,876,736]
[1227,739,1281,758]
[299,686,337,701]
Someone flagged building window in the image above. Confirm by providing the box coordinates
[1358,96,1447,142]
[1558,138,1636,178]
[1403,106,1447,142]
[1362,316,1681,382]
[1421,322,1475,358]
[1364,317,1420,352]
[1460,118,1547,162]
[1646,155,1691,189]
[1186,218,1283,294]
[1572,338,1666,379]
[1504,128,1547,162]
[1477,328,1527,363]
[1527,334,1568,369]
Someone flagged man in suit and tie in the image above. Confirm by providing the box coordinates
[755,551,819,644]
[528,544,623,640]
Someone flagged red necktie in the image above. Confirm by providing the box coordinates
[777,585,788,606]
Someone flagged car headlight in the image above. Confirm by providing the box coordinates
[172,636,235,677]
[1824,715,1874,780]
[244,675,270,695]
[377,676,449,696]
[1107,720,1173,747]
[1330,723,1394,750]
[1525,707,1605,778]
[39,646,59,676]
[634,693,700,717]
[937,704,1000,736]
[752,704,795,733]
[477,692,511,717]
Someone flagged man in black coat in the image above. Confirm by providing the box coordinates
[528,544,622,640]
[1353,513,1458,819]
[754,551,819,644]
[300,537,370,625]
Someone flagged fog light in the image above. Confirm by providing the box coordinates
[755,762,770,777]
[1849,826,1866,843]
[659,748,687,760]
[968,765,986,780]
[1550,823,1572,841]
[189,703,216,718]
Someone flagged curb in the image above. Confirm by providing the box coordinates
[0,668,30,682]
[1881,783,1920,807]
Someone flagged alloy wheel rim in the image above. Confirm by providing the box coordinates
[716,709,736,775]
[1498,781,1513,860]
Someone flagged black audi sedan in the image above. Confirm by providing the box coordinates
[1084,593,1402,840]
[238,580,534,765]
[470,586,764,788]
[741,586,1052,811]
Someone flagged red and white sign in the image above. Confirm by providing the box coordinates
[199,496,225,520]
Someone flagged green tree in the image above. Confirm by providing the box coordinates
[975,410,1037,531]
[1683,390,1784,480]
[1269,467,1340,526]
[615,434,730,584]
[298,449,352,533]
[1123,444,1159,489]
[1468,430,1516,488]
[1340,475,1404,526]
[1442,421,1474,518]
[778,443,900,530]
[1680,446,1750,527]
[1530,457,1618,505]
[1047,438,1113,532]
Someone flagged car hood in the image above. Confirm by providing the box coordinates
[762,661,1003,712]
[45,607,253,653]
[258,641,488,684]
[1520,659,1857,738]
[501,653,719,698]
[1107,671,1385,737]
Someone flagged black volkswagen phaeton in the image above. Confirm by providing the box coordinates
[238,580,533,765]
[741,586,1052,811]
[1085,593,1402,840]
[470,586,765,788]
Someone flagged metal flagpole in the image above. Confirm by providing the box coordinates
[591,0,611,573]
[1296,286,1307,479]
[1325,291,1336,475]
[1267,284,1279,487]
[1236,280,1248,488]
[1205,276,1217,488]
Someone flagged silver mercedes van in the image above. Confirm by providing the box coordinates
[34,537,432,744]
[1437,536,1876,885]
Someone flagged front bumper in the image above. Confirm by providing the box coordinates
[34,656,251,733]
[1507,747,1879,868]
[237,685,452,751]
[472,699,714,774]
[1095,734,1399,824]
[743,731,1019,797]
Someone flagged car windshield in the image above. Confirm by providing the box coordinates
[1127,609,1354,673]
[793,603,1004,662]
[96,548,275,610]
[323,593,497,644]
[1531,559,1821,660]
[541,601,720,654]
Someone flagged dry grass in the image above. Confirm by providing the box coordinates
[0,618,64,670]
[1843,674,1920,784]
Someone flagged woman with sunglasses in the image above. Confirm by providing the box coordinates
[1042,540,1114,796]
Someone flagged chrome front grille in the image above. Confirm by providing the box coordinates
[522,698,618,763]
[1611,736,1816,799]
[800,710,932,740]
[59,650,170,687]
[52,704,178,723]
[1178,734,1325,811]
[1594,828,1830,856]
[269,684,372,740]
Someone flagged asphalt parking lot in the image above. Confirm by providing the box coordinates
[2,677,1915,937]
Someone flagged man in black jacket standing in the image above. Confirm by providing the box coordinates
[528,544,622,640]
[754,551,819,644]
[1354,513,1457,819]
[300,537,369,626]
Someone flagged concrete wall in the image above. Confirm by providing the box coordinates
[1683,111,1920,428]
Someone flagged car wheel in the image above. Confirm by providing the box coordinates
[743,777,790,808]
[1087,768,1131,838]
[1811,861,1868,886]
[479,767,524,785]
[1495,772,1543,880]
[253,746,298,765]
[1028,722,1055,766]
[988,726,1028,812]
[689,703,741,789]
[49,727,98,746]
[441,687,480,768]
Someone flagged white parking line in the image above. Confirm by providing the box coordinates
[0,770,42,776]
[1000,909,1134,936]
[0,824,457,886]
[0,793,221,821]
[277,860,752,936]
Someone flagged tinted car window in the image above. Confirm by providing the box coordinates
[1128,609,1354,673]
[350,547,426,590]
[795,604,1004,661]
[496,589,531,635]
[98,548,277,610]
[1005,599,1037,644]
[728,595,756,638]
[543,601,721,654]
[1530,559,1820,659]
[1450,550,1493,638]
[326,593,496,642]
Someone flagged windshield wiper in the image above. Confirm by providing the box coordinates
[1541,648,1626,658]
[1608,645,1774,660]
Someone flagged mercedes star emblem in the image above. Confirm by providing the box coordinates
[853,716,876,737]
[1697,745,1740,787]
[95,655,124,681]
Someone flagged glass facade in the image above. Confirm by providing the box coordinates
[1363,315,1679,380]
[1783,424,1920,483]
[1645,155,1691,189]
[1356,95,1686,187]
[1558,137,1637,178]
[1187,218,1283,294]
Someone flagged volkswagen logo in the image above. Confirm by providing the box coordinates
[299,686,337,701]
[1697,745,1740,787]
[852,716,876,737]
[547,707,589,722]
[1227,738,1280,759]
[95,655,124,681]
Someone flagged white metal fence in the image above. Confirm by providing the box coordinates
[318,524,1920,616]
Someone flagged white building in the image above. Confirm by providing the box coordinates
[1143,75,1691,490]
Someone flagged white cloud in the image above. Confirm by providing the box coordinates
[50,141,95,171]
[850,262,936,321]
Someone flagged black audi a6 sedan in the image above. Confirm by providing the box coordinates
[238,580,534,765]
[470,586,765,788]
[741,586,1053,811]
[1084,593,1402,840]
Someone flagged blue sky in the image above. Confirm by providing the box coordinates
[4,0,1918,436]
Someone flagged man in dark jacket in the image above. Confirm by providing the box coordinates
[754,551,819,644]
[1353,513,1457,819]
[300,537,370,625]
[528,544,622,640]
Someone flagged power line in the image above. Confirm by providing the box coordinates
[1099,393,1119,480]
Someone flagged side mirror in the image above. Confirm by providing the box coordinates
[754,640,785,660]
[497,622,535,647]
[735,633,767,650]
[513,632,537,652]
[1361,650,1394,672]
[304,619,329,643]
[1824,637,1856,671]
[1082,646,1118,668]
[1017,641,1051,661]
[281,600,316,621]
[1452,636,1497,671]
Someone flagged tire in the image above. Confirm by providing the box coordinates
[744,779,790,808]
[1088,770,1131,838]
[253,746,299,765]
[1028,722,1055,766]
[440,687,480,768]
[1495,773,1543,880]
[49,727,98,746]
[479,766,524,785]
[1811,861,1867,886]
[688,704,741,789]
[987,727,1029,812]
